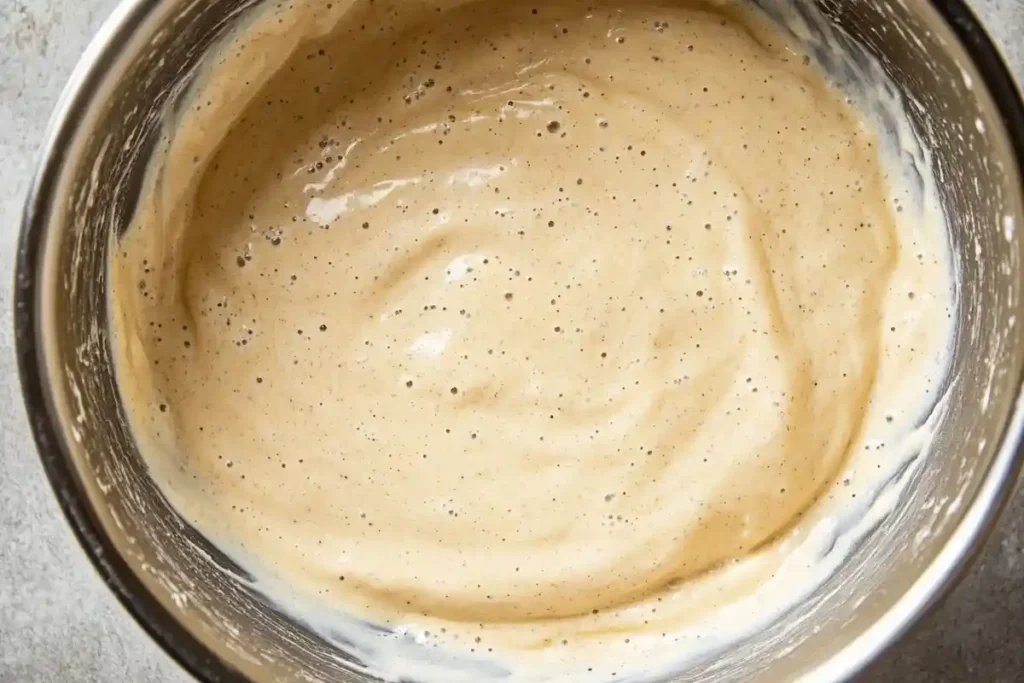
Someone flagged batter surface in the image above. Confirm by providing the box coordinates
[112,0,954,680]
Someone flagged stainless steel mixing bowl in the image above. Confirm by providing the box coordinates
[14,0,1024,681]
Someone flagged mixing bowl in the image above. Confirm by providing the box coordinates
[14,0,1024,681]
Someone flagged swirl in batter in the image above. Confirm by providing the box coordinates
[112,0,954,680]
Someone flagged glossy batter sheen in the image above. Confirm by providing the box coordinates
[112,0,953,679]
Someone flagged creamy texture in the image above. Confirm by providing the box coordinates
[111,0,955,680]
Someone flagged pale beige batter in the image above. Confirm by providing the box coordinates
[112,0,954,680]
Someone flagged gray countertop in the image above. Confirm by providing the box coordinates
[1,1,1023,681]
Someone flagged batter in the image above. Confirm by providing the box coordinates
[111,0,954,680]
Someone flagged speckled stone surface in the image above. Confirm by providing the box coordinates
[1,1,1022,681]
